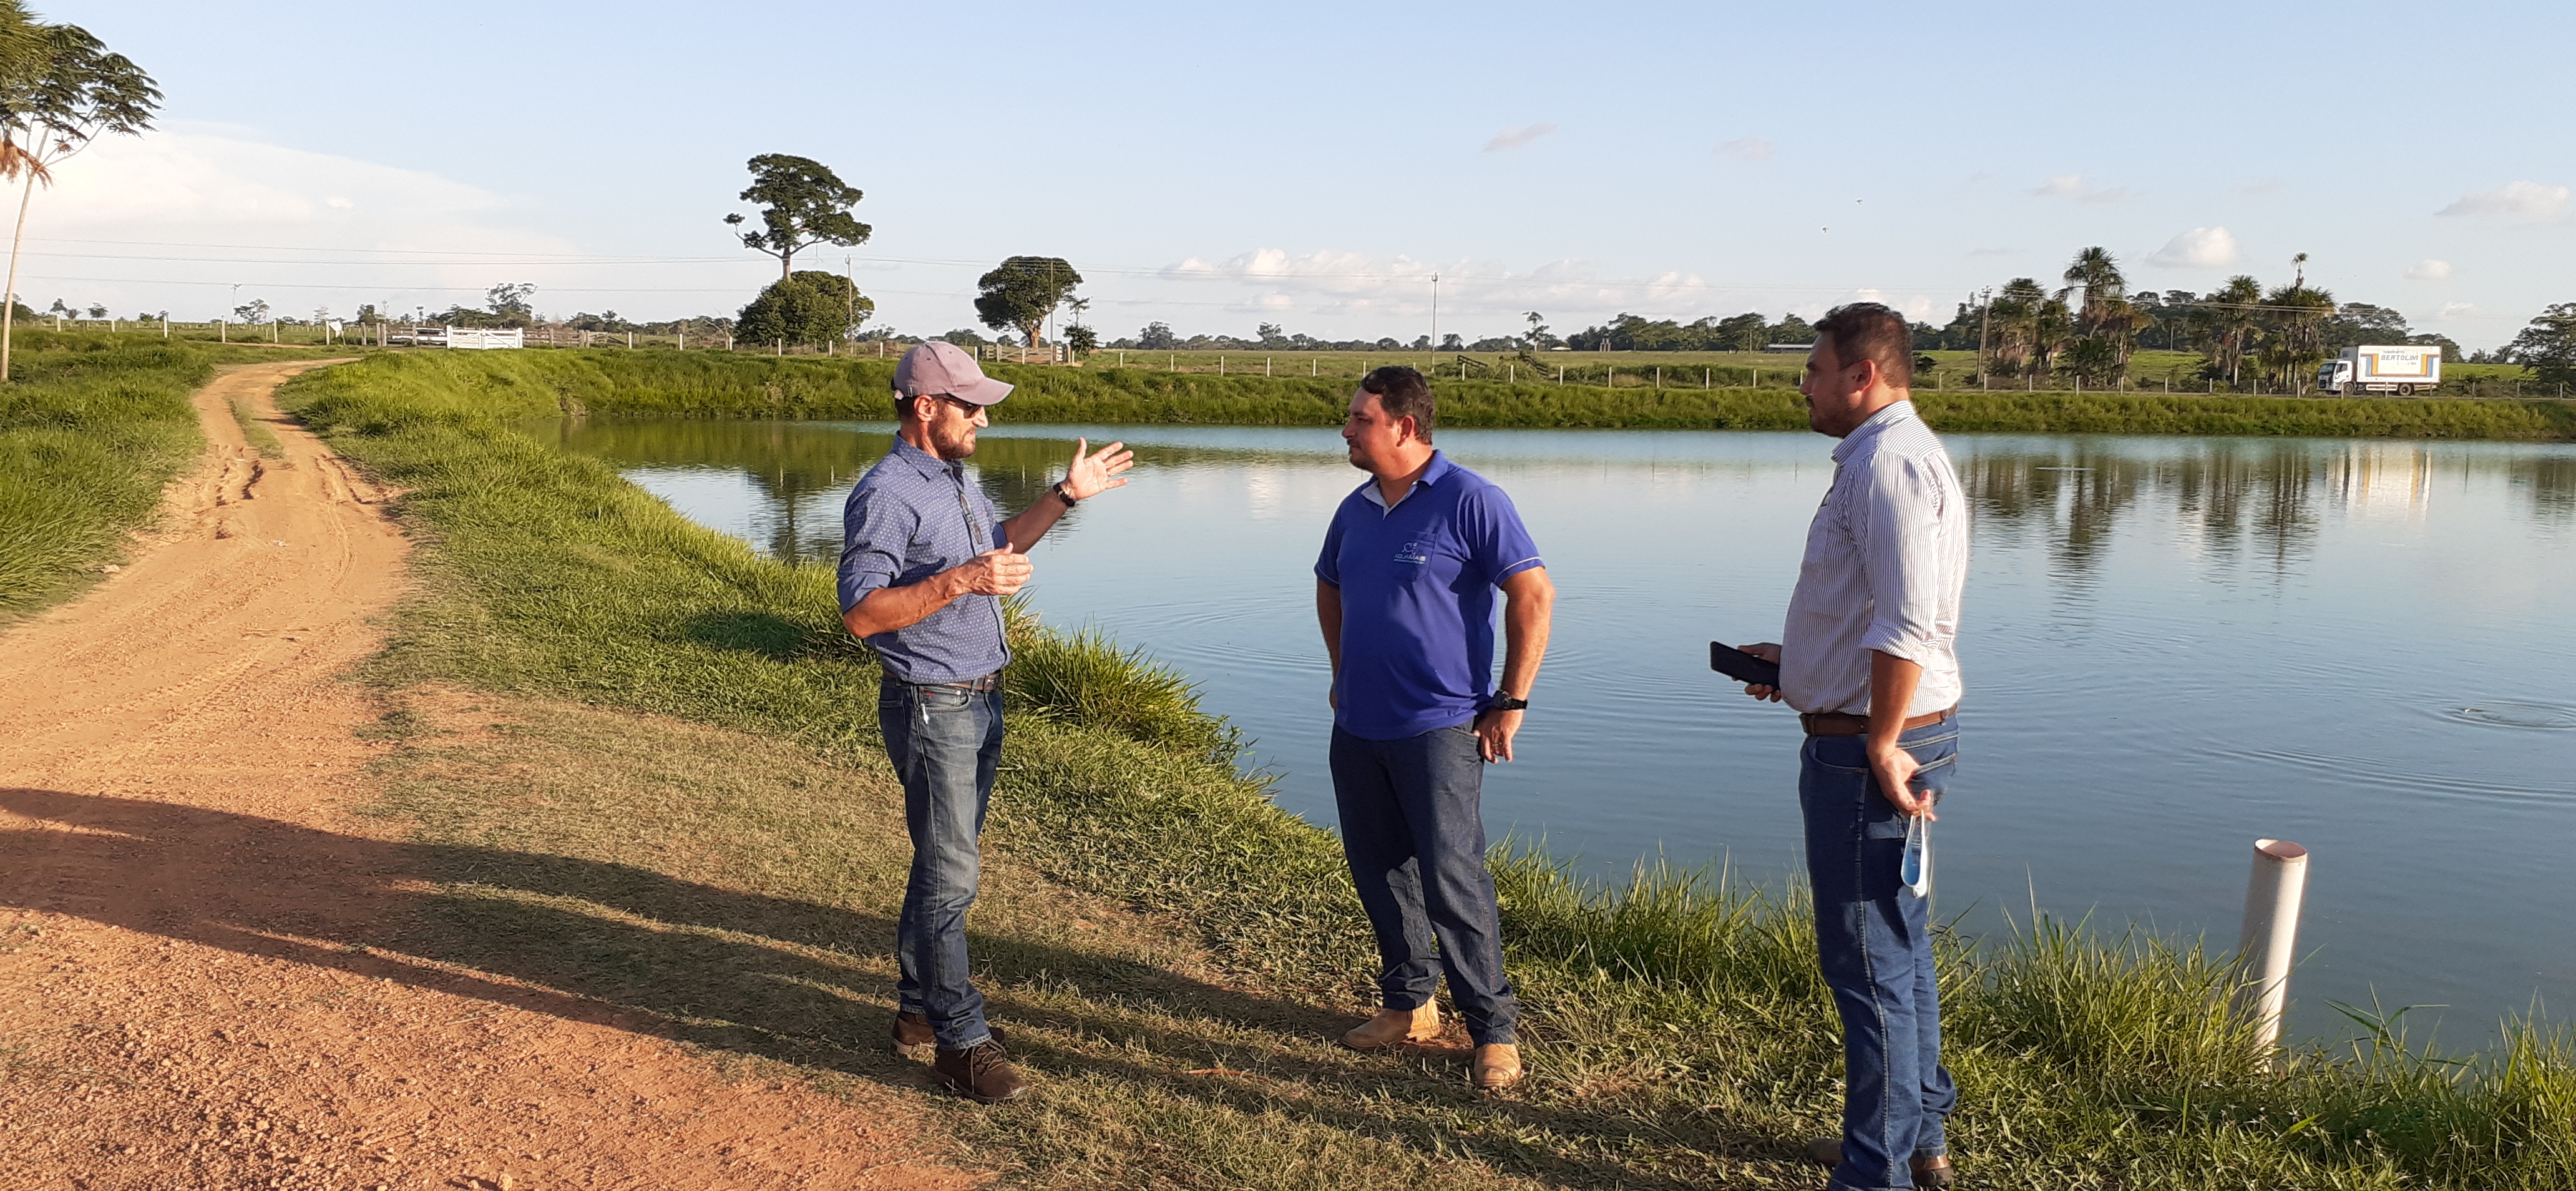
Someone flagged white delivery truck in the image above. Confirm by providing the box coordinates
[2316,344,2441,395]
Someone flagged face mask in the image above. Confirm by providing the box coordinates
[1901,813,1933,899]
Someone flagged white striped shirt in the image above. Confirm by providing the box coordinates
[1781,400,1969,717]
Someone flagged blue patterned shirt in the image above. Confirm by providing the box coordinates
[837,438,1013,683]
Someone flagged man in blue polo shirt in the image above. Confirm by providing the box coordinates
[838,341,1133,1104]
[1315,365,1555,1092]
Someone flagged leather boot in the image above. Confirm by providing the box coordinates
[1339,1002,1440,1050]
[932,1039,1030,1104]
[1803,1137,1954,1188]
[1471,1042,1522,1090]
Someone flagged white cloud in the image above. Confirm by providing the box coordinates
[2238,178,2285,195]
[2431,301,2479,321]
[2032,173,2126,203]
[1714,136,1775,160]
[2145,226,2240,269]
[16,125,584,320]
[1483,122,1557,152]
[2435,180,2570,221]
[2404,258,2452,281]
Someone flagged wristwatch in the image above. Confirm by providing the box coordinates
[1051,481,1078,508]
[1488,695,1530,712]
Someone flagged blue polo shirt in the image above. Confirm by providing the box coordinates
[1316,451,1544,741]
[837,438,1013,684]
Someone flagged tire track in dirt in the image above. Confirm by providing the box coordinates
[0,362,977,1190]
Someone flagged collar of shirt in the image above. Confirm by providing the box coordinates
[1359,449,1457,511]
[887,436,955,483]
[1830,399,1918,464]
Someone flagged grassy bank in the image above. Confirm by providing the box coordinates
[0,333,355,621]
[268,350,2576,1188]
[290,346,2576,441]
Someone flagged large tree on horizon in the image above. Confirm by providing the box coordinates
[724,154,869,281]
[973,256,1082,348]
[0,4,158,381]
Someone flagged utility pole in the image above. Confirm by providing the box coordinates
[1430,273,1439,355]
[1976,288,1992,385]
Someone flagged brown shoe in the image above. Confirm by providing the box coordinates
[893,1011,1005,1059]
[1340,1002,1440,1051]
[932,1039,1029,1104]
[1802,1137,1953,1187]
[1471,1043,1522,1091]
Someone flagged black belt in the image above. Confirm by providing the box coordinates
[887,672,1000,692]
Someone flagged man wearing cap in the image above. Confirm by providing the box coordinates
[839,341,1133,1104]
[1316,365,1553,1091]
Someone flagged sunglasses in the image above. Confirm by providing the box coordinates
[926,393,985,417]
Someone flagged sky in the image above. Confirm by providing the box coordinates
[23,1,2576,349]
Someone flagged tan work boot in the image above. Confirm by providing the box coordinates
[1471,1042,1523,1091]
[1340,1002,1441,1050]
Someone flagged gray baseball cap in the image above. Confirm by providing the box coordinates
[892,341,1013,405]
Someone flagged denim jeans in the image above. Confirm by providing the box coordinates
[878,678,1004,1051]
[1329,723,1519,1046]
[1801,718,1960,1191]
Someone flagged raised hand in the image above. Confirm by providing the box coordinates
[1063,438,1134,501]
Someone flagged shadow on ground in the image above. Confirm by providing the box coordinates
[0,785,1745,1189]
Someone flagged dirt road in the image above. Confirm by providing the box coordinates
[0,363,972,1190]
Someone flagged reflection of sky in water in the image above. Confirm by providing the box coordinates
[545,418,2576,1041]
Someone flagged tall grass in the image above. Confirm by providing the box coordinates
[0,335,214,617]
[276,351,2576,1187]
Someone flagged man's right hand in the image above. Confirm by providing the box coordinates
[948,548,1033,597]
[1736,642,1783,702]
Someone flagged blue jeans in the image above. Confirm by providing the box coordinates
[878,678,1003,1051]
[1329,723,1519,1046]
[1801,718,1960,1191]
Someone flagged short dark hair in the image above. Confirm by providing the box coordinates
[1359,365,1435,443]
[1813,302,1915,388]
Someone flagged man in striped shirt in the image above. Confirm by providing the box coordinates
[838,341,1133,1104]
[1735,303,1969,1190]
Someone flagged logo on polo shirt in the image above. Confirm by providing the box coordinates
[1393,541,1430,565]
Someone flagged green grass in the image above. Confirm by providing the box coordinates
[271,346,2576,441]
[270,351,2576,1188]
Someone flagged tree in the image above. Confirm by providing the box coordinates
[1065,325,1098,356]
[2197,275,2265,385]
[2505,303,2576,386]
[2258,281,2335,394]
[232,298,268,323]
[0,4,155,379]
[478,282,535,326]
[973,256,1081,347]
[736,270,873,349]
[1136,321,1176,350]
[723,154,869,281]
[1715,311,1770,351]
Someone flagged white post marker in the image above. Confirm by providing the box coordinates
[2232,838,2310,1059]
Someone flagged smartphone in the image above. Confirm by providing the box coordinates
[1709,641,1782,688]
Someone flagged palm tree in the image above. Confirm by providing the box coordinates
[2198,275,2264,387]
[2060,246,2128,333]
[2260,282,2335,395]
[1987,278,2046,377]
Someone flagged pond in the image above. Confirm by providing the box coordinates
[526,416,2576,1039]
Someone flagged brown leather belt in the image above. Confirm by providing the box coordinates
[1800,706,1954,737]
